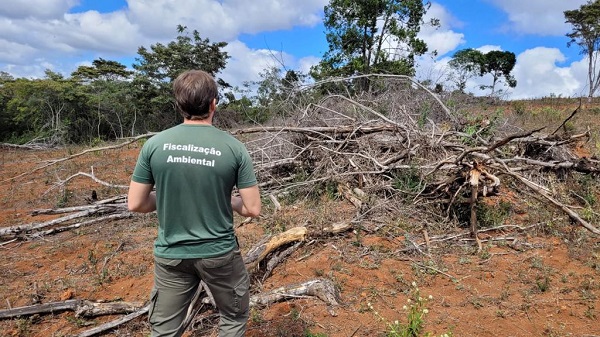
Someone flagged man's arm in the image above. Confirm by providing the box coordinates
[231,185,261,218]
[127,181,156,213]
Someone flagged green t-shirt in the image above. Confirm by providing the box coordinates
[131,124,257,258]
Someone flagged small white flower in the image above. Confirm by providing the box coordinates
[411,281,417,287]
[423,308,429,314]
[428,295,433,300]
[402,305,408,310]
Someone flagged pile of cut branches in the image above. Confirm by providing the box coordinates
[236,75,600,236]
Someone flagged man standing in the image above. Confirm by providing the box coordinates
[128,69,261,337]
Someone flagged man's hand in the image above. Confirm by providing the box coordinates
[127,181,156,213]
[232,185,261,217]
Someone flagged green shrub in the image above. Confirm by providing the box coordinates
[369,282,453,337]
[392,167,424,194]
[511,101,527,115]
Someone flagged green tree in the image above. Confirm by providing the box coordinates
[0,71,13,83]
[220,67,305,125]
[83,79,140,139]
[480,50,517,97]
[134,25,229,85]
[132,25,230,131]
[71,59,138,139]
[3,74,90,144]
[251,67,307,122]
[71,58,132,82]
[313,0,438,89]
[447,48,485,92]
[565,0,600,99]
[448,49,517,96]
[0,73,16,141]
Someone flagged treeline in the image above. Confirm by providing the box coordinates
[0,27,239,145]
[0,25,332,145]
[0,1,442,145]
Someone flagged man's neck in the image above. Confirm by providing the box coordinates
[183,108,215,126]
[183,118,212,126]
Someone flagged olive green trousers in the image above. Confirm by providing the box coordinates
[148,248,250,337]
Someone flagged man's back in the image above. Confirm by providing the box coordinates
[132,123,257,258]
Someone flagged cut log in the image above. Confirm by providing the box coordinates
[0,300,144,319]
[244,227,308,270]
[75,305,149,337]
[250,278,340,308]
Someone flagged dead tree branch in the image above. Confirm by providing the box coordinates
[2,133,156,183]
[0,198,130,241]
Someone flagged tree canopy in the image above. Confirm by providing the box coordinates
[133,25,229,87]
[565,0,600,98]
[0,26,231,144]
[71,58,132,82]
[131,25,230,130]
[448,49,517,96]
[312,0,438,87]
[447,48,485,92]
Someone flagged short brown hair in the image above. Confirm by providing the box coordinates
[173,70,218,120]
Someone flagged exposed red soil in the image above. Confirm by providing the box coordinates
[0,144,599,337]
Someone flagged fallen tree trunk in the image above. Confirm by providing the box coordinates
[244,226,308,270]
[249,278,340,307]
[76,305,150,337]
[0,222,351,336]
[0,200,130,241]
[0,300,144,319]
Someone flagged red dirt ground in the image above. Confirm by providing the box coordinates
[0,144,599,337]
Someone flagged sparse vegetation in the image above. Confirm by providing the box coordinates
[369,282,453,337]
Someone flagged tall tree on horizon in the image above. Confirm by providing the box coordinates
[565,0,600,100]
[312,0,438,90]
[132,25,230,131]
[71,58,132,82]
[481,50,517,97]
[447,48,485,92]
[448,49,517,97]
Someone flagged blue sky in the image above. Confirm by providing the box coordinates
[0,0,593,99]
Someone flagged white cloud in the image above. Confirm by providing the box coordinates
[418,46,591,100]
[0,38,38,64]
[221,40,293,89]
[0,0,327,80]
[427,2,464,31]
[421,3,465,57]
[413,1,595,100]
[477,45,503,53]
[422,30,465,57]
[0,0,77,19]
[127,0,233,40]
[224,0,326,32]
[297,56,320,75]
[511,47,586,99]
[127,0,326,41]
[61,11,142,53]
[488,0,588,36]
